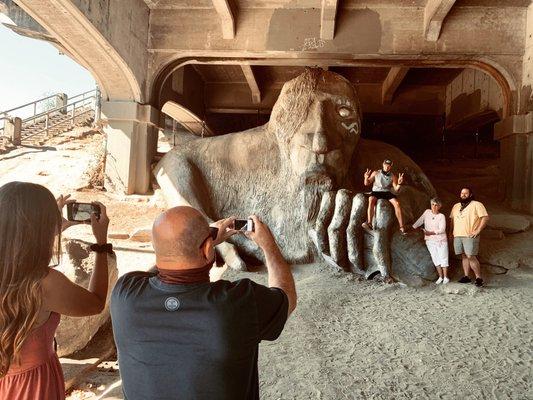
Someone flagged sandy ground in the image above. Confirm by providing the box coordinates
[2,130,532,399]
[65,261,533,400]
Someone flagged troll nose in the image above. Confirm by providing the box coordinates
[312,131,329,154]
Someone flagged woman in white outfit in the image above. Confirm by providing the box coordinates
[412,197,449,284]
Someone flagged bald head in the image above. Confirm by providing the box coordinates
[152,206,210,261]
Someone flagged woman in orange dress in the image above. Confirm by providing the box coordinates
[0,181,110,400]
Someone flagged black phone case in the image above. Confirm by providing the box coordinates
[66,202,101,222]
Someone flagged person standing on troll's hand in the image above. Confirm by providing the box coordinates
[413,197,449,285]
[362,158,407,234]
[449,187,489,287]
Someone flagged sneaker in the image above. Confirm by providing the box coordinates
[458,276,472,284]
[475,278,484,287]
[442,277,450,284]
[435,277,443,284]
[362,222,373,231]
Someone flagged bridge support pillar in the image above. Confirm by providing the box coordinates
[101,101,159,195]
[494,112,533,213]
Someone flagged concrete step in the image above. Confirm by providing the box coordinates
[20,116,94,146]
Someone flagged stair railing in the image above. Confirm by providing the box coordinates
[23,95,97,139]
[1,88,100,140]
[0,92,63,120]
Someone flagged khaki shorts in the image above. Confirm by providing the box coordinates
[454,236,480,256]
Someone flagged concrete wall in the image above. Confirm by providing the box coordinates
[148,2,527,108]
[445,68,504,127]
[495,112,533,213]
[522,3,533,113]
[160,66,206,118]
[148,4,527,56]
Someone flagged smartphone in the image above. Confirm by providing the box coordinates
[66,202,101,222]
[234,218,254,232]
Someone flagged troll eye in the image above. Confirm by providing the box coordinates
[338,107,352,118]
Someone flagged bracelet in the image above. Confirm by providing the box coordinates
[90,243,114,254]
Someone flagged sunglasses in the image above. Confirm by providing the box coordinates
[208,227,218,241]
[200,227,219,248]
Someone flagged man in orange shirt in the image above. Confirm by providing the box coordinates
[449,187,489,287]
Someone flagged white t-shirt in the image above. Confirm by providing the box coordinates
[413,210,447,242]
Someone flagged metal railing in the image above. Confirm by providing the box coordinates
[0,92,64,119]
[22,98,95,140]
[0,88,100,140]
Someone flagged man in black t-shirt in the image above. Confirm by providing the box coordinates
[110,207,297,400]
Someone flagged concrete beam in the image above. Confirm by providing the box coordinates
[211,0,236,39]
[494,111,533,140]
[162,101,214,136]
[320,0,339,40]
[200,80,444,116]
[381,67,409,105]
[240,65,261,104]
[424,0,457,42]
[13,0,142,102]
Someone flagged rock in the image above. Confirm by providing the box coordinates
[129,228,152,242]
[484,264,507,275]
[55,239,118,357]
[108,232,130,240]
[481,229,504,240]
[148,188,168,208]
[438,282,480,295]
[487,214,530,233]
[479,239,520,269]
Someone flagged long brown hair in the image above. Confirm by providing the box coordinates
[0,182,61,376]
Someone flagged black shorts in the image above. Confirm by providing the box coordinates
[369,191,396,200]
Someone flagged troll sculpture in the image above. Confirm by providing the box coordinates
[155,69,437,284]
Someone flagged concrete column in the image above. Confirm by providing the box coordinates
[4,117,22,145]
[101,101,159,195]
[56,93,68,114]
[494,112,533,213]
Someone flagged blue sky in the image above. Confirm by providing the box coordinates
[0,14,95,117]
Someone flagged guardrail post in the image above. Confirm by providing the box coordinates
[57,93,68,114]
[71,104,76,127]
[4,117,22,145]
[45,114,50,137]
[94,86,101,124]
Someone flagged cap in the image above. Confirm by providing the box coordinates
[383,159,393,165]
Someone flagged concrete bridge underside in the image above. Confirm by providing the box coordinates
[4,0,533,213]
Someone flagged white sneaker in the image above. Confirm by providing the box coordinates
[435,277,443,284]
[442,277,450,284]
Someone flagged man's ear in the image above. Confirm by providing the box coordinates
[202,239,214,260]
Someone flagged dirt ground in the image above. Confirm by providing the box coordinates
[1,129,532,399]
[66,261,533,400]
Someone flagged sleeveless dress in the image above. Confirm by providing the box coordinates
[0,312,65,400]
